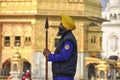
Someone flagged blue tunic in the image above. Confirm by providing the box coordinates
[48,40,73,62]
[53,76,74,80]
[48,40,74,80]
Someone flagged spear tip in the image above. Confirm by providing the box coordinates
[45,17,49,29]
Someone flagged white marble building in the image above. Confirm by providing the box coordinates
[102,0,120,59]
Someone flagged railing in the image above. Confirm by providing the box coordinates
[0,76,7,79]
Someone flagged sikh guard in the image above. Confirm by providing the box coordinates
[43,13,78,80]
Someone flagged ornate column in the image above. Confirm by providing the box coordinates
[0,23,2,75]
[113,69,116,80]
[97,70,100,79]
[104,71,107,80]
[96,59,109,80]
[10,52,23,80]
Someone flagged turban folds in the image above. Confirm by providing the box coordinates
[60,13,76,30]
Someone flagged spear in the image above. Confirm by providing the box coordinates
[45,17,49,80]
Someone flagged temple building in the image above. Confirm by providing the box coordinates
[0,0,105,80]
[102,0,120,80]
[102,0,120,58]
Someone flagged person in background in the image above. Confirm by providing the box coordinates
[21,72,25,80]
[25,69,31,80]
[43,13,78,80]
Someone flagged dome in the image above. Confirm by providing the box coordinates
[105,0,120,11]
[13,52,21,58]
[108,0,120,7]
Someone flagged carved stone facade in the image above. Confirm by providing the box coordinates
[102,0,120,80]
[2,22,34,63]
[102,0,120,58]
[0,0,104,80]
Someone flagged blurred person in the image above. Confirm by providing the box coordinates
[25,70,31,80]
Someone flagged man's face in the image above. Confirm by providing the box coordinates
[57,23,66,36]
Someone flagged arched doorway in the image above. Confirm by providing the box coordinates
[23,59,31,73]
[108,64,115,80]
[2,59,11,76]
[88,64,96,80]
[100,71,104,79]
[1,59,31,76]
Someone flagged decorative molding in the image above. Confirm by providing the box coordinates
[0,0,31,2]
[68,0,83,3]
[49,21,59,27]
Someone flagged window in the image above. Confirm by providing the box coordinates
[110,14,113,20]
[15,36,21,47]
[109,35,118,51]
[118,13,120,19]
[25,37,31,42]
[4,36,10,46]
[91,36,96,44]
[13,64,17,72]
[25,37,31,46]
[100,37,102,46]
[114,14,117,20]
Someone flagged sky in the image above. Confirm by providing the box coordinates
[100,0,109,11]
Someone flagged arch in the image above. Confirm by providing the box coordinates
[118,13,120,19]
[23,26,32,32]
[85,57,101,66]
[2,59,11,76]
[100,71,104,79]
[2,30,12,36]
[2,23,12,32]
[88,23,98,27]
[108,34,119,52]
[87,63,96,79]
[108,64,115,79]
[109,13,113,20]
[23,59,31,73]
[108,32,119,39]
[13,64,17,72]
[1,58,31,76]
[13,30,23,36]
[114,14,117,20]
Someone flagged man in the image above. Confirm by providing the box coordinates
[43,13,77,80]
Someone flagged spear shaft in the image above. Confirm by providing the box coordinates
[45,17,49,80]
[45,29,48,80]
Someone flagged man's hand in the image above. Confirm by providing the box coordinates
[43,49,51,58]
